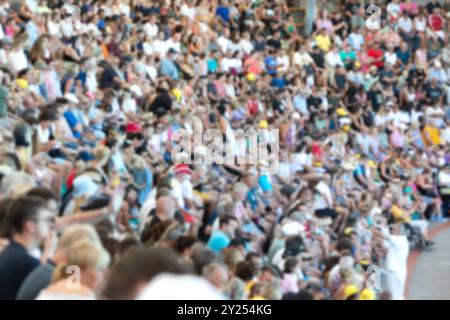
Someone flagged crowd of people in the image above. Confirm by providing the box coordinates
[0,0,450,300]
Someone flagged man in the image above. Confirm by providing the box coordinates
[315,28,332,53]
[202,262,228,291]
[0,196,55,299]
[16,224,101,300]
[207,215,238,253]
[159,48,179,80]
[372,224,409,300]
[171,164,194,211]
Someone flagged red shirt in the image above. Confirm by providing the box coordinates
[429,14,443,31]
[367,47,384,68]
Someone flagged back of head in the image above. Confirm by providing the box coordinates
[156,196,175,219]
[57,224,102,252]
[191,244,216,275]
[103,247,188,299]
[53,239,110,282]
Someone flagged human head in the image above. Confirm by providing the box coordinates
[202,262,228,290]
[155,196,176,220]
[52,240,110,293]
[103,247,187,299]
[8,196,55,248]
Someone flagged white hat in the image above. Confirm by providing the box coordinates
[72,175,99,199]
[137,274,227,300]
[434,60,442,68]
[129,85,143,97]
[281,221,305,236]
[64,93,79,104]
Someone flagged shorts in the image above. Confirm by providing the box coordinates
[315,208,339,220]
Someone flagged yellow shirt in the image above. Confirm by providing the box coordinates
[315,34,331,52]
[391,205,411,222]
[422,126,441,146]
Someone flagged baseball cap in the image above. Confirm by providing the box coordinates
[173,164,192,176]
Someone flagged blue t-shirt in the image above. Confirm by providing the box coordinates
[264,55,277,75]
[216,6,230,22]
[63,110,82,139]
[271,77,286,89]
[207,230,230,253]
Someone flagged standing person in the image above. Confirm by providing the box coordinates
[372,224,409,300]
[0,196,56,299]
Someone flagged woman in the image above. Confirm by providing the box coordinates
[36,240,110,300]
[129,155,153,207]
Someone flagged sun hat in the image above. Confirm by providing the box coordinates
[72,175,99,199]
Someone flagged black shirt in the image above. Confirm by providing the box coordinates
[149,90,172,117]
[99,67,120,90]
[0,241,40,300]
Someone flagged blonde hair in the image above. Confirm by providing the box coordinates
[52,240,110,282]
[130,155,146,170]
[57,224,102,252]
[94,145,111,164]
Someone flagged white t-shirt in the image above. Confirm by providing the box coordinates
[8,50,28,73]
[398,16,413,33]
[385,52,398,66]
[144,22,158,38]
[217,36,231,54]
[325,51,344,68]
[385,234,409,272]
[180,4,196,20]
[425,106,445,128]
[239,39,254,55]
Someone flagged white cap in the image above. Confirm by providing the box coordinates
[281,221,305,236]
[129,85,143,97]
[136,274,227,300]
[64,93,79,104]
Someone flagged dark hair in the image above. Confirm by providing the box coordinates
[0,198,14,238]
[8,196,48,234]
[39,108,58,122]
[219,215,236,228]
[191,247,216,275]
[173,235,198,255]
[26,187,58,203]
[283,258,299,273]
[235,261,255,281]
[245,252,261,262]
[118,237,141,256]
[336,238,354,253]
[103,247,187,299]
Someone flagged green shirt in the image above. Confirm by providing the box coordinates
[0,85,8,118]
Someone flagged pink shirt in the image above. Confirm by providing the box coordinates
[400,2,419,16]
[281,273,299,294]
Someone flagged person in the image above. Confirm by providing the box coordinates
[36,240,110,300]
[202,262,228,291]
[16,224,102,300]
[207,215,238,254]
[0,196,55,299]
[103,247,188,299]
[371,224,409,300]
